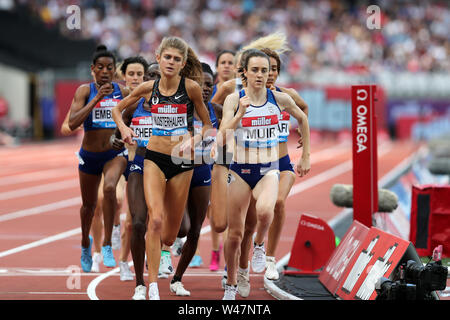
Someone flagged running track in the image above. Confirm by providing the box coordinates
[0,135,421,300]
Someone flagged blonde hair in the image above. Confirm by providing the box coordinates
[241,32,290,54]
[241,32,290,74]
[156,36,203,86]
[114,62,124,81]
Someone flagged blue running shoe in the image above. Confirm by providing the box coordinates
[102,245,116,268]
[81,236,93,272]
[188,255,203,268]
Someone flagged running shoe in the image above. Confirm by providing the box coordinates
[80,236,93,272]
[209,249,220,271]
[265,256,279,280]
[119,261,134,281]
[91,251,102,273]
[237,267,250,298]
[188,254,203,268]
[102,245,116,268]
[222,284,237,300]
[111,224,121,250]
[159,251,174,275]
[171,237,184,256]
[148,283,160,300]
[251,242,266,273]
[170,281,191,296]
[132,285,146,300]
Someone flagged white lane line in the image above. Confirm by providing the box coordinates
[0,292,86,295]
[0,197,81,222]
[84,144,360,300]
[0,167,76,187]
[0,227,80,258]
[87,266,122,300]
[290,140,351,164]
[0,179,79,201]
[86,225,214,300]
[0,141,397,299]
[289,141,392,196]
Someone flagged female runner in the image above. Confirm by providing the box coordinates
[168,62,221,296]
[112,37,213,300]
[68,45,129,272]
[219,49,310,300]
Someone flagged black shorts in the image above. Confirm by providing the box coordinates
[145,149,194,180]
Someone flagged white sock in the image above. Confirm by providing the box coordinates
[239,266,249,273]
[149,282,158,290]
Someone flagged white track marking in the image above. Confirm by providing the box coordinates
[0,140,401,300]
[0,179,79,201]
[0,197,81,222]
[0,227,80,258]
[289,141,392,196]
[0,167,76,187]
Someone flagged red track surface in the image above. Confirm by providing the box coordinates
[0,136,421,300]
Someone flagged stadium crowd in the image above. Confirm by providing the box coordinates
[3,0,450,75]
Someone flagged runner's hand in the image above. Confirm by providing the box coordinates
[237,95,250,117]
[296,156,310,177]
[110,134,125,150]
[96,83,114,99]
[119,126,136,145]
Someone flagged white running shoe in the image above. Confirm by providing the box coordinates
[237,267,250,298]
[132,285,146,300]
[221,269,228,289]
[91,252,102,273]
[222,284,237,300]
[251,242,266,273]
[159,253,174,275]
[119,261,134,281]
[170,281,191,296]
[111,224,121,250]
[171,237,184,257]
[148,283,160,300]
[265,256,279,280]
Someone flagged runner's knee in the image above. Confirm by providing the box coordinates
[227,229,243,249]
[256,204,274,227]
[274,199,285,216]
[103,182,116,199]
[211,215,227,233]
[132,219,147,236]
[147,215,162,234]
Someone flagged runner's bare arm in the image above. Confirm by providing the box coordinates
[60,101,82,135]
[112,81,154,144]
[279,87,309,116]
[274,91,310,177]
[186,79,213,143]
[279,87,309,147]
[210,79,236,105]
[217,92,246,140]
[68,84,109,131]
[211,102,223,126]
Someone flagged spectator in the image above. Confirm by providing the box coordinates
[14,0,450,76]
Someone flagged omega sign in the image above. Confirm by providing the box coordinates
[355,89,369,153]
[351,85,378,228]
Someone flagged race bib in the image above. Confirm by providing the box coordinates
[92,98,120,128]
[238,114,279,148]
[192,118,217,158]
[278,111,290,142]
[130,116,152,147]
[151,104,188,136]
